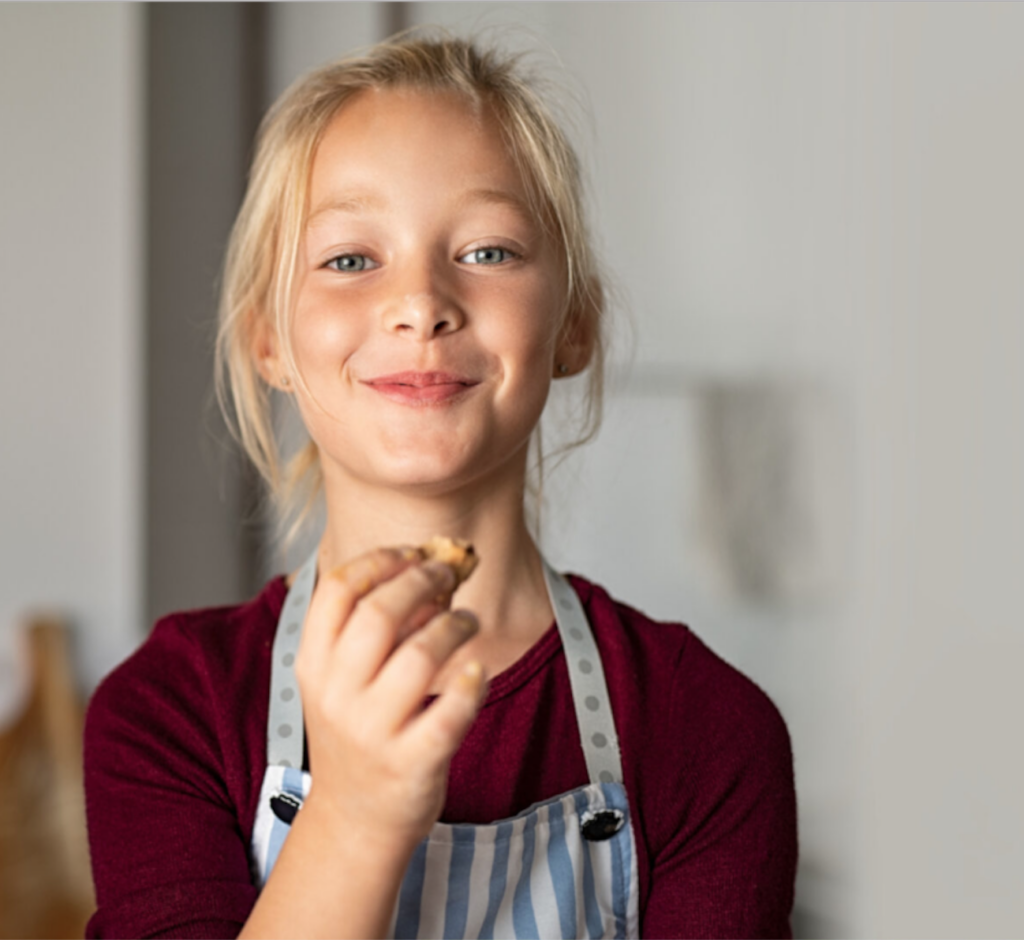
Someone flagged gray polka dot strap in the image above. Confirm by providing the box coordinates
[540,558,624,785]
[267,549,316,769]
[266,551,625,784]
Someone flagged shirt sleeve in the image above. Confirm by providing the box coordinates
[641,640,798,939]
[83,618,258,939]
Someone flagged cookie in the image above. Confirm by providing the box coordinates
[420,536,479,587]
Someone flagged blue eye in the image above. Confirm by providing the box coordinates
[326,254,376,272]
[460,247,514,265]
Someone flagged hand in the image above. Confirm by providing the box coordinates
[294,546,488,854]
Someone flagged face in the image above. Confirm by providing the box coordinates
[259,88,582,498]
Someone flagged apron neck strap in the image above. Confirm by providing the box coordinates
[540,559,624,784]
[266,550,316,769]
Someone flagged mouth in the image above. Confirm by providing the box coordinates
[361,371,480,406]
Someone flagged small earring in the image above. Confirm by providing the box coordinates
[280,375,291,387]
[557,363,569,375]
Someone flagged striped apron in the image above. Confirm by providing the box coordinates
[249,552,640,939]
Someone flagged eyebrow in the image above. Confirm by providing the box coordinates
[457,187,532,216]
[307,192,387,224]
[306,187,533,225]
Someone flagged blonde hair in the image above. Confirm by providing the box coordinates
[215,30,607,537]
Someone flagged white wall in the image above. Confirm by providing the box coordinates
[845,6,1024,934]
[0,4,142,696]
[268,1,383,101]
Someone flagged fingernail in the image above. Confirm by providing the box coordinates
[325,563,348,582]
[456,660,484,691]
[463,660,483,679]
[451,610,479,635]
[398,546,424,562]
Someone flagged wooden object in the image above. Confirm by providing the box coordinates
[0,617,94,939]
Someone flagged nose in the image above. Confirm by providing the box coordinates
[381,261,465,340]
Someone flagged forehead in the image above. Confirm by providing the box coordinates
[308,87,536,219]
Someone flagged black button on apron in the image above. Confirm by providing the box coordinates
[581,808,625,841]
[270,791,303,824]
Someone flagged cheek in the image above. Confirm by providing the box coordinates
[478,293,561,416]
[292,287,362,376]
[484,275,562,350]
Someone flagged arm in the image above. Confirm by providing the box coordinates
[641,652,798,939]
[237,796,414,940]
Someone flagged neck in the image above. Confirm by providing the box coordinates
[315,461,552,643]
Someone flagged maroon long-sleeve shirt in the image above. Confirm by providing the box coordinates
[84,573,797,938]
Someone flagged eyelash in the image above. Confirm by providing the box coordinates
[323,245,521,273]
[324,254,378,273]
[458,246,521,265]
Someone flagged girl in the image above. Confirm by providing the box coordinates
[84,33,797,939]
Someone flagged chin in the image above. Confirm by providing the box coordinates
[369,445,519,498]
[378,458,477,493]
[333,427,530,496]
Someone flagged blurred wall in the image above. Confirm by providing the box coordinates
[143,3,264,629]
[0,3,143,692]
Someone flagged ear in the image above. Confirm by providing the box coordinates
[249,312,290,391]
[553,287,598,379]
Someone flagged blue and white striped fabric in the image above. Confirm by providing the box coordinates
[250,764,311,882]
[250,771,639,940]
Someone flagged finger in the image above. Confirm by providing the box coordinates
[334,561,458,689]
[298,546,421,672]
[365,609,480,732]
[400,660,489,765]
[393,598,448,644]
[391,586,459,645]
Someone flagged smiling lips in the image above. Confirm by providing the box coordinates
[362,371,479,405]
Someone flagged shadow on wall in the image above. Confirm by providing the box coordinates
[697,379,847,609]
[0,619,94,940]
